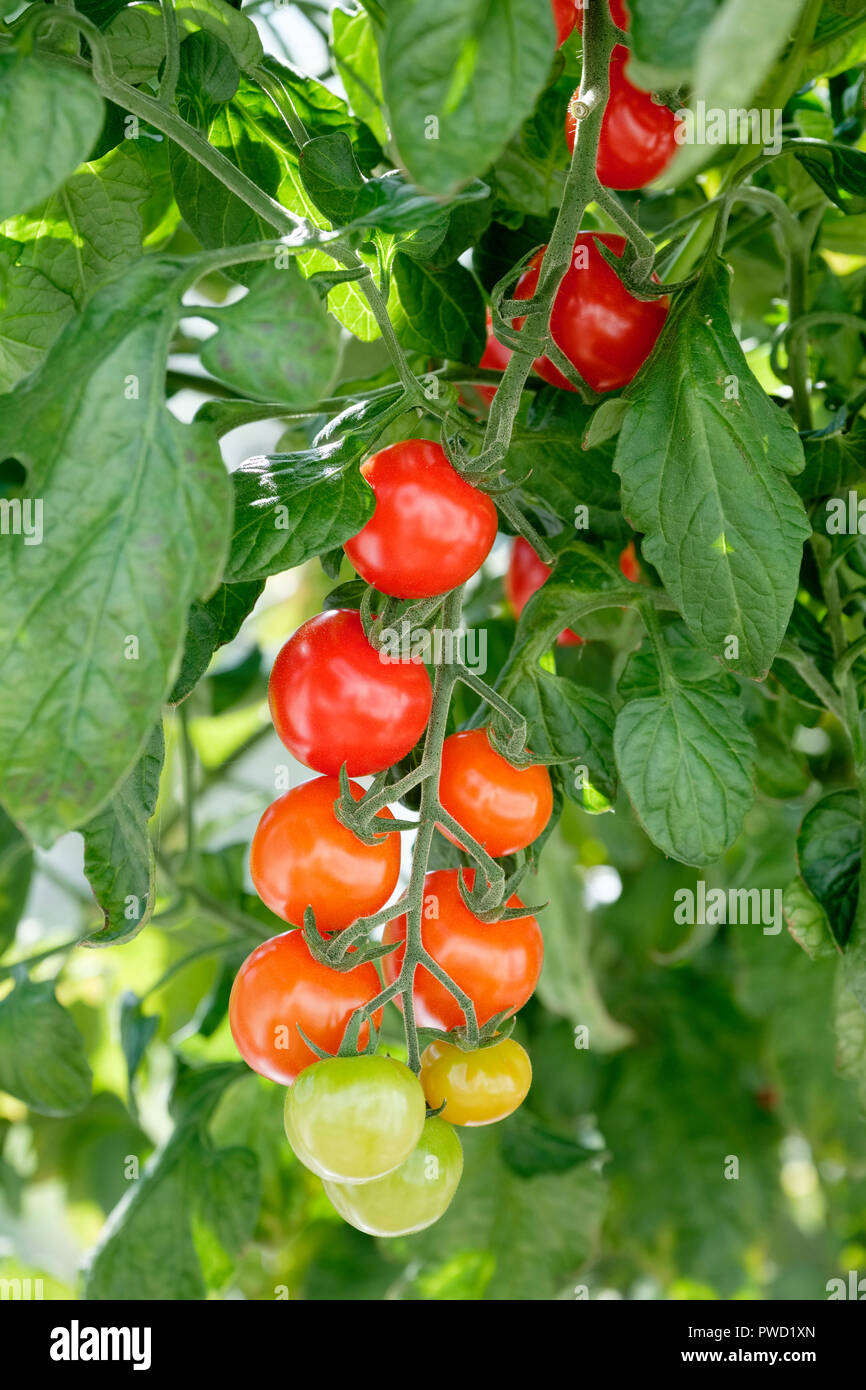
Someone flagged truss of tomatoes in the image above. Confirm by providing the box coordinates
[229,2,663,1239]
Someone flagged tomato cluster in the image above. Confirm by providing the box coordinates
[227,5,669,1237]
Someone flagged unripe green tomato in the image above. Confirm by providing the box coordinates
[323,1117,463,1236]
[284,1054,426,1183]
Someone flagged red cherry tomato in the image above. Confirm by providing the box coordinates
[269,608,433,776]
[506,536,583,646]
[250,776,400,930]
[576,0,630,33]
[513,233,669,394]
[476,309,512,405]
[229,930,384,1085]
[382,868,544,1031]
[439,728,553,857]
[566,48,677,190]
[619,540,641,584]
[344,440,497,600]
[551,0,577,45]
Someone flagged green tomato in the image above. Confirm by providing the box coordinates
[323,1116,463,1236]
[284,1054,426,1183]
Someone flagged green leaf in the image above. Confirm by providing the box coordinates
[660,0,808,183]
[0,236,74,391]
[530,832,635,1050]
[226,391,410,582]
[119,991,160,1095]
[795,419,866,499]
[82,725,165,945]
[170,580,264,705]
[83,1063,258,1299]
[0,807,33,958]
[105,2,166,85]
[393,255,485,361]
[834,974,866,1113]
[613,260,809,679]
[333,4,388,147]
[175,0,263,72]
[783,876,839,961]
[797,789,860,948]
[0,256,232,844]
[0,53,104,220]
[629,0,721,83]
[506,391,624,536]
[615,685,756,865]
[500,1108,598,1178]
[490,81,570,218]
[0,978,92,1116]
[789,138,866,215]
[379,0,555,195]
[617,620,728,701]
[200,261,341,406]
[500,668,617,800]
[582,396,630,451]
[2,144,152,306]
[399,1125,606,1300]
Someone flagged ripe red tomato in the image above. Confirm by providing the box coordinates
[513,233,669,394]
[506,536,583,646]
[229,930,384,1085]
[269,608,432,776]
[250,776,400,930]
[438,728,553,857]
[382,869,544,1031]
[344,440,497,599]
[566,48,677,189]
[475,309,512,405]
[619,540,641,583]
[576,0,630,33]
[551,0,577,45]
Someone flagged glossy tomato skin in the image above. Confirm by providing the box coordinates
[514,234,669,394]
[551,0,577,45]
[344,440,497,599]
[229,931,384,1085]
[323,1116,463,1235]
[269,608,433,776]
[476,309,512,405]
[249,776,400,930]
[506,536,583,646]
[382,869,544,1031]
[619,540,641,584]
[284,1055,426,1183]
[566,48,677,190]
[439,728,553,857]
[420,1037,532,1126]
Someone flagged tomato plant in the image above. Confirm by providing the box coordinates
[2,0,866,1313]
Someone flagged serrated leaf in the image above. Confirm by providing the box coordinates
[613,259,809,679]
[380,0,555,195]
[615,685,756,865]
[797,789,860,948]
[105,3,165,85]
[82,725,165,945]
[170,580,264,704]
[795,419,866,499]
[0,256,232,845]
[0,978,92,1116]
[0,236,74,391]
[2,144,151,306]
[0,53,104,220]
[507,392,624,536]
[500,667,617,800]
